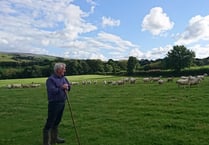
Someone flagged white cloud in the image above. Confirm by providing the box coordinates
[0,0,97,55]
[61,32,141,60]
[144,45,172,60]
[142,7,174,35]
[189,44,209,59]
[3,1,204,61]
[102,16,120,27]
[129,48,144,58]
[175,15,209,45]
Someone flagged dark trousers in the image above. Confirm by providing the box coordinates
[43,101,65,131]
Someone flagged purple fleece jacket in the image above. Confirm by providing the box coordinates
[46,74,71,102]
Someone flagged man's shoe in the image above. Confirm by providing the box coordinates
[56,137,65,144]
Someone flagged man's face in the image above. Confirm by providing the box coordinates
[56,65,66,76]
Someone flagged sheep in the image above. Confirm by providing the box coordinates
[117,80,125,85]
[129,77,136,84]
[176,76,201,88]
[143,77,151,83]
[151,77,161,82]
[11,84,22,88]
[103,80,107,85]
[188,77,201,87]
[22,84,31,88]
[93,80,98,85]
[158,79,164,85]
[71,82,80,85]
[7,84,12,89]
[167,77,173,82]
[197,75,205,81]
[123,77,130,83]
[180,76,186,79]
[82,81,87,85]
[111,81,117,85]
[176,78,189,88]
[30,83,41,88]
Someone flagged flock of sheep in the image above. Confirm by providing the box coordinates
[6,82,41,89]
[142,73,208,87]
[70,77,137,86]
[5,73,208,89]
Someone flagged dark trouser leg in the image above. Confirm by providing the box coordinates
[53,102,65,144]
[52,127,65,144]
[43,129,51,145]
[43,101,65,145]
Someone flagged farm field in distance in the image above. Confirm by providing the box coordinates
[1,75,209,145]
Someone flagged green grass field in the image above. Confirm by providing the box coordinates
[1,75,209,145]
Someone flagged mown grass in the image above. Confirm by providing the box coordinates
[1,75,209,145]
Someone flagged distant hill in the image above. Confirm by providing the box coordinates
[0,52,62,62]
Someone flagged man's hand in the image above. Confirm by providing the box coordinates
[62,84,69,90]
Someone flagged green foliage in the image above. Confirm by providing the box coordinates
[127,56,138,75]
[1,51,209,79]
[1,75,209,145]
[165,45,195,72]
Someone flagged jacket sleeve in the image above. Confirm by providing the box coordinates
[46,78,61,95]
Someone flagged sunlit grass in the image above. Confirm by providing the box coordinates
[1,75,209,145]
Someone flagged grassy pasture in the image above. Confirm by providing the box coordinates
[1,75,209,145]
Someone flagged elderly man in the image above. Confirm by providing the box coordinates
[43,63,71,145]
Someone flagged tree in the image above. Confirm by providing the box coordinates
[127,56,138,75]
[107,59,119,73]
[165,45,195,72]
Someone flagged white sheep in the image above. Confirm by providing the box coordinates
[71,82,80,85]
[176,78,189,88]
[188,77,201,87]
[130,77,136,84]
[117,80,125,85]
[11,84,22,88]
[158,79,164,84]
[143,77,151,83]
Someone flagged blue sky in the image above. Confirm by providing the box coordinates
[1,0,209,61]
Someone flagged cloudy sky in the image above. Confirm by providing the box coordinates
[1,0,209,61]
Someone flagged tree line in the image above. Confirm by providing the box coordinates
[1,45,209,79]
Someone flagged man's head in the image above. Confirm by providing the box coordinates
[54,63,66,76]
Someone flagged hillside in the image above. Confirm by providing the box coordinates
[0,52,60,62]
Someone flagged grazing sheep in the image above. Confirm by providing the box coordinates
[111,81,117,85]
[103,80,107,85]
[7,84,12,89]
[143,77,151,83]
[71,82,80,85]
[87,80,92,85]
[117,80,125,85]
[11,84,22,88]
[197,75,205,80]
[93,80,98,85]
[158,79,164,85]
[176,78,189,88]
[30,83,41,88]
[188,77,201,87]
[151,77,161,82]
[123,77,130,83]
[167,77,173,82]
[130,77,136,84]
[22,84,31,88]
[180,76,189,79]
[82,81,87,85]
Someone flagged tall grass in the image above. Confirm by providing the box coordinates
[1,75,209,145]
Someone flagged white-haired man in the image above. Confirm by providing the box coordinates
[43,63,71,145]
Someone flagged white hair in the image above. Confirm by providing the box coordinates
[54,63,66,72]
